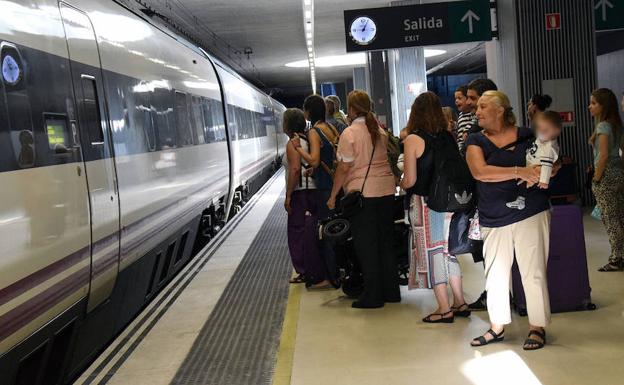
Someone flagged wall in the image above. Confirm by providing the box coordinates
[597,49,624,122]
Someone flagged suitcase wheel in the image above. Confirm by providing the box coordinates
[586,302,597,311]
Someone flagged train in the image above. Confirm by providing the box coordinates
[0,1,288,383]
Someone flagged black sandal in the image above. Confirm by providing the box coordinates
[598,261,623,272]
[422,310,454,323]
[471,329,505,346]
[289,274,305,284]
[451,303,471,317]
[523,329,546,351]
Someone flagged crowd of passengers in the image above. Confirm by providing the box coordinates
[282,80,624,351]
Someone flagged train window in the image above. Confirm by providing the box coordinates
[152,88,175,149]
[80,76,104,145]
[201,97,214,143]
[191,96,204,144]
[174,91,193,146]
[133,91,156,151]
[226,104,238,141]
[211,99,226,142]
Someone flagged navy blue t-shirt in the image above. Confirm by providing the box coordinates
[465,127,550,228]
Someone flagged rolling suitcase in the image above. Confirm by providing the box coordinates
[512,204,596,315]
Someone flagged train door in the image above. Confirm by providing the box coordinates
[59,3,121,312]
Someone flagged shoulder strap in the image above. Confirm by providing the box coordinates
[360,135,376,193]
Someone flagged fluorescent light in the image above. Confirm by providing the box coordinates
[424,49,446,58]
[306,32,312,38]
[307,39,312,45]
[286,49,446,68]
[304,10,312,19]
[304,0,311,5]
[305,23,311,30]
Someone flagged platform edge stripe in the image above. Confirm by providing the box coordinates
[94,176,283,385]
[171,194,290,384]
[76,170,282,385]
[271,279,302,385]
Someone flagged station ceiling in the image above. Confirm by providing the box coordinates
[139,0,486,96]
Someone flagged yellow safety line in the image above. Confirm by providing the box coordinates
[272,281,303,385]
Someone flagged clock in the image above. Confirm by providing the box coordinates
[2,54,21,86]
[350,16,377,45]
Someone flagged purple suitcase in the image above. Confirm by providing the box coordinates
[512,204,596,315]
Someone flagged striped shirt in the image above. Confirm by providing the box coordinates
[456,112,474,152]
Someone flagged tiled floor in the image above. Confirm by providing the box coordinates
[289,212,624,385]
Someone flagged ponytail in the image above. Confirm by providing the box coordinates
[364,111,380,145]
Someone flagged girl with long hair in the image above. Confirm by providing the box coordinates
[589,88,624,271]
[399,92,470,323]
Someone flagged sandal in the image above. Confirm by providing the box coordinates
[289,274,305,284]
[451,303,471,318]
[471,328,505,347]
[422,310,454,323]
[598,261,623,272]
[523,329,546,351]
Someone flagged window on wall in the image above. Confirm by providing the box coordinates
[174,91,193,146]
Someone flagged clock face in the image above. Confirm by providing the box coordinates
[2,54,21,85]
[350,16,377,45]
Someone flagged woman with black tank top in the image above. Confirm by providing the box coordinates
[293,95,340,289]
[400,92,470,323]
[465,90,550,351]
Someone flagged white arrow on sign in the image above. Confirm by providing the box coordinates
[595,0,614,22]
[461,10,481,34]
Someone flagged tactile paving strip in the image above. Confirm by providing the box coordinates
[171,196,291,385]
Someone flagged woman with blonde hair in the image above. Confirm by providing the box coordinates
[588,88,624,271]
[327,90,400,308]
[400,92,470,323]
[465,90,551,350]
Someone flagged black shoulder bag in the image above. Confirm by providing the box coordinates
[340,140,376,218]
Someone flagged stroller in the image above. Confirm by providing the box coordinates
[319,196,410,298]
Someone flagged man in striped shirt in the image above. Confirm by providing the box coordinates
[455,85,473,154]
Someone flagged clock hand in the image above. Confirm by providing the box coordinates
[361,20,368,32]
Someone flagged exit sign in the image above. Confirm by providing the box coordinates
[545,13,561,30]
[595,0,624,31]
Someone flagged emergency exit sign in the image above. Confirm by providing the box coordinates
[344,0,493,52]
[595,0,624,31]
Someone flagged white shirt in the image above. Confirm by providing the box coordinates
[526,139,559,184]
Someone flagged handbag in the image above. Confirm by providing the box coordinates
[448,207,480,255]
[340,138,376,218]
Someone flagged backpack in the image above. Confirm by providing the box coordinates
[314,123,339,177]
[386,132,402,178]
[426,130,475,213]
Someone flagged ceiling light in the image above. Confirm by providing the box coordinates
[306,32,312,39]
[307,39,312,46]
[305,23,311,31]
[304,0,311,5]
[304,10,312,19]
[307,46,312,52]
[286,49,446,68]
[424,49,446,58]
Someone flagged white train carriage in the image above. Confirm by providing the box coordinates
[0,1,287,383]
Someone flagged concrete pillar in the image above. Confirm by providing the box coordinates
[352,67,369,93]
[388,47,428,135]
[367,51,393,131]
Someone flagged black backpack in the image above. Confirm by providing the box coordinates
[426,130,475,213]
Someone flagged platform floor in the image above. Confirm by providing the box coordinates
[75,172,624,385]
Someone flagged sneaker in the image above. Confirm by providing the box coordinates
[468,291,487,310]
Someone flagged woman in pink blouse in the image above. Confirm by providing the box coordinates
[328,90,400,308]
